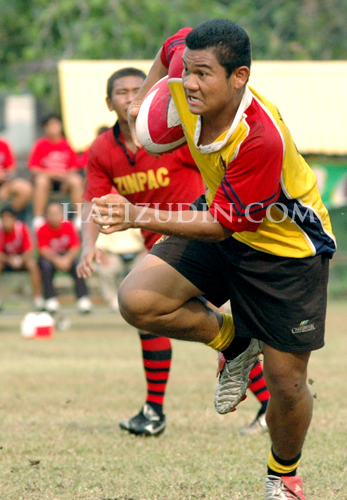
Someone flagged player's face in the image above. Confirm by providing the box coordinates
[182,48,248,121]
[107,76,145,123]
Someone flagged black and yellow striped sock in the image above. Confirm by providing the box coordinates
[267,447,301,477]
[206,313,235,352]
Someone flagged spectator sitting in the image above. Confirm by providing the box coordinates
[36,202,92,314]
[95,228,144,312]
[0,206,43,311]
[0,137,32,215]
[28,113,84,230]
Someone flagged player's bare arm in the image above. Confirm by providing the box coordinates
[76,200,103,279]
[92,193,233,242]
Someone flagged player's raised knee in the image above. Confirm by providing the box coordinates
[118,279,159,330]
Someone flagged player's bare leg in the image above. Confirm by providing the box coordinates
[263,345,312,458]
[262,344,311,500]
[119,254,223,343]
[119,254,261,413]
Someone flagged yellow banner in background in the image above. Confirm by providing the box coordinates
[58,60,347,156]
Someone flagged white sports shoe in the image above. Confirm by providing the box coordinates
[77,296,92,314]
[45,297,60,314]
[215,338,262,414]
[265,475,306,500]
[239,411,268,435]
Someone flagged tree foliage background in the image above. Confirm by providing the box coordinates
[1,0,347,111]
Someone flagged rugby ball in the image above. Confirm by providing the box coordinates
[136,76,186,154]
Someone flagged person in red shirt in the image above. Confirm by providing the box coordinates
[37,202,92,314]
[77,67,205,436]
[0,206,43,310]
[0,138,32,213]
[28,114,84,229]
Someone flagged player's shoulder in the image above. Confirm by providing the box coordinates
[242,94,284,149]
[89,128,114,153]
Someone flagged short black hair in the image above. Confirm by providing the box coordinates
[41,113,62,127]
[106,67,146,99]
[0,206,18,218]
[185,19,251,78]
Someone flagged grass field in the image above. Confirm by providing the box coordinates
[0,300,346,500]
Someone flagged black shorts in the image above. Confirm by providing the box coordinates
[150,196,330,353]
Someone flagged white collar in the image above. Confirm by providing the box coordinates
[194,86,253,154]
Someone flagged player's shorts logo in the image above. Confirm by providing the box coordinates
[291,320,316,334]
[155,235,170,244]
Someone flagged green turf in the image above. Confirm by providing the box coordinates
[0,302,346,499]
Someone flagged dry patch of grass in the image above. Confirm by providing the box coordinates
[0,302,346,499]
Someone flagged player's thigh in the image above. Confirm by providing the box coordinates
[119,253,204,316]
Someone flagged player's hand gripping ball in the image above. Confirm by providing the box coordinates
[135,76,186,154]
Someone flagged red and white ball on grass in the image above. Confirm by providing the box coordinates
[135,76,186,154]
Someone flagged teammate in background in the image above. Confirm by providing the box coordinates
[77,67,205,436]
[239,360,270,435]
[37,202,92,314]
[28,114,84,230]
[0,137,32,214]
[0,207,43,310]
[93,20,335,499]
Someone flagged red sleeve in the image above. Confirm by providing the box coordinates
[21,223,32,252]
[67,222,80,248]
[1,140,15,169]
[28,140,43,169]
[160,27,193,69]
[209,127,283,233]
[83,135,115,201]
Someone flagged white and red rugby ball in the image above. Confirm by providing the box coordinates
[135,76,186,154]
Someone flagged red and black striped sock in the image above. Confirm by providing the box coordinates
[249,360,270,415]
[139,332,172,417]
